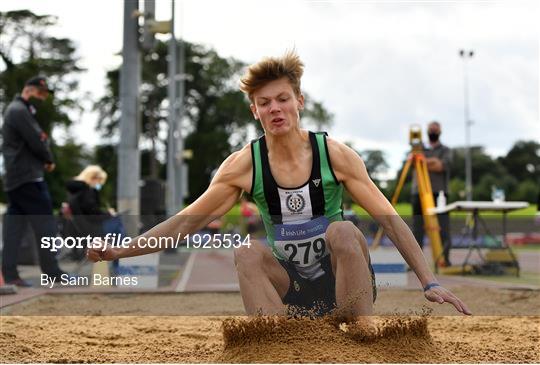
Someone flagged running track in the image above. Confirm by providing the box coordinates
[174,248,539,292]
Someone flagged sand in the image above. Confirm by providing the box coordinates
[1,288,539,363]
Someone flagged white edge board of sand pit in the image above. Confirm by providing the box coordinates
[370,249,408,287]
[117,253,160,289]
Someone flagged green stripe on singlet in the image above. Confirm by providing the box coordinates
[250,140,279,254]
[315,133,343,222]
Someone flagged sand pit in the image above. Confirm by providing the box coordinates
[1,287,539,363]
[220,315,435,363]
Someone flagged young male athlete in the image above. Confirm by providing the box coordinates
[88,51,471,317]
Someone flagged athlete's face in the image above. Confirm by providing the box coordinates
[250,78,304,136]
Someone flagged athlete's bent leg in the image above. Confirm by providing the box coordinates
[234,241,290,315]
[326,221,373,318]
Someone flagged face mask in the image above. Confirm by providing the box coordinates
[28,96,44,108]
[94,183,102,191]
[428,133,440,143]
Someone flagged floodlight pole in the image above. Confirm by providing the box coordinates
[167,0,184,216]
[174,36,185,212]
[459,49,474,201]
[118,0,141,235]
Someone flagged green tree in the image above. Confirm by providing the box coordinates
[473,174,498,201]
[498,140,540,182]
[450,146,506,185]
[511,180,538,203]
[0,10,84,128]
[384,153,412,203]
[343,142,389,188]
[448,178,465,202]
[95,41,252,201]
[0,10,85,204]
[302,100,333,131]
[450,142,538,201]
[359,149,389,184]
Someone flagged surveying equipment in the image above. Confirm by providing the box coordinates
[371,125,464,273]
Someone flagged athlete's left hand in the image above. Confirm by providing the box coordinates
[424,285,472,315]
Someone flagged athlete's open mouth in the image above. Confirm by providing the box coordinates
[271,117,285,124]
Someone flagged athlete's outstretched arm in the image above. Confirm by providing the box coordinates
[327,139,471,315]
[87,147,252,261]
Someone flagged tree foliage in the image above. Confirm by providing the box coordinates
[302,100,334,132]
[0,10,84,130]
[448,143,538,202]
[359,149,389,183]
[0,10,87,204]
[498,141,540,182]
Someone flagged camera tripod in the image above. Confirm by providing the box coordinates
[371,126,454,272]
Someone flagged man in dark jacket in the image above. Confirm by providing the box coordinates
[1,76,67,286]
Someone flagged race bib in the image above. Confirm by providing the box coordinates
[274,216,329,268]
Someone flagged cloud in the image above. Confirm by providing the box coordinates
[1,0,537,176]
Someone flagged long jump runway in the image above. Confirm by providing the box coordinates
[173,248,540,293]
[175,249,239,292]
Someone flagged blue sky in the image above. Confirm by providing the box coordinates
[1,0,538,179]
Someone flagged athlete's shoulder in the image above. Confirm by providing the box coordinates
[221,144,252,173]
[212,143,253,190]
[325,136,357,161]
[325,136,366,181]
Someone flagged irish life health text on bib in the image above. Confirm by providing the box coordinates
[274,216,330,277]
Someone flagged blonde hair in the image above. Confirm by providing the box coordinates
[75,165,107,185]
[240,50,304,102]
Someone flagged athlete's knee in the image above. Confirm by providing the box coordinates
[234,242,265,272]
[355,228,369,253]
[326,221,365,257]
[326,221,357,242]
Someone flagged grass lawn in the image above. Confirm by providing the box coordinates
[512,244,540,252]
[224,203,537,220]
[352,203,412,217]
[469,272,540,287]
[351,203,537,218]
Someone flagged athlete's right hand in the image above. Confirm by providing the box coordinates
[86,239,121,262]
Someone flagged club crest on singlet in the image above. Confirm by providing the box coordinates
[286,193,305,213]
[278,186,312,221]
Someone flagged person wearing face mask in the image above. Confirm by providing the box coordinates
[411,121,453,266]
[1,76,68,286]
[65,165,123,239]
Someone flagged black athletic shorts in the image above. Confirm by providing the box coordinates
[278,254,377,317]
